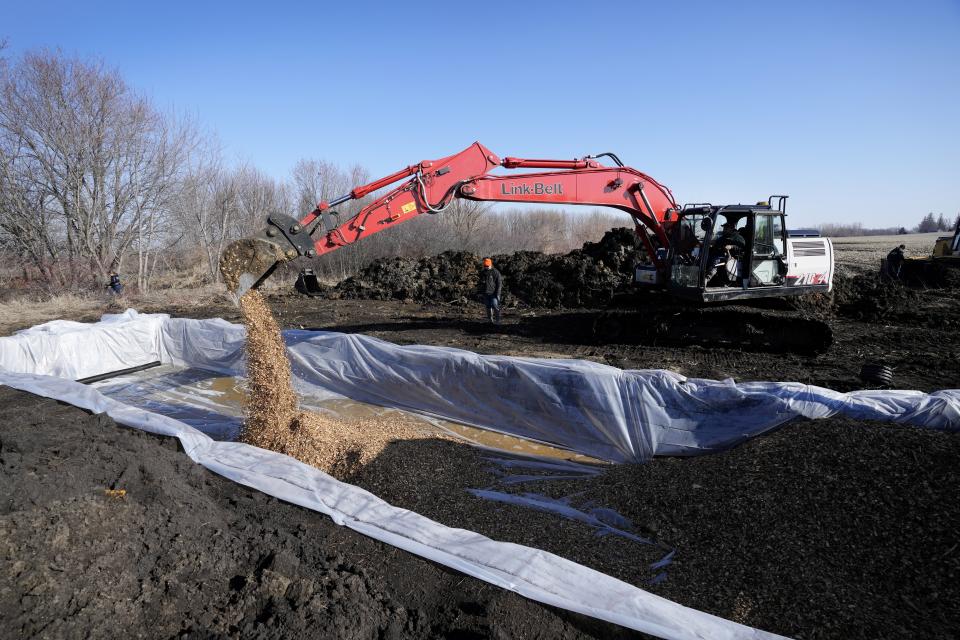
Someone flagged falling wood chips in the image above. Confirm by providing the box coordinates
[237,290,439,478]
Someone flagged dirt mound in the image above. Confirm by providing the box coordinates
[898,258,960,288]
[335,251,481,304]
[826,258,960,322]
[579,226,649,277]
[831,270,924,322]
[333,228,644,309]
[495,250,625,308]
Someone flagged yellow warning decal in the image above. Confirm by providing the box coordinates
[401,201,417,214]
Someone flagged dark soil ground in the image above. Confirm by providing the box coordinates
[348,416,960,639]
[2,233,959,639]
[0,387,636,640]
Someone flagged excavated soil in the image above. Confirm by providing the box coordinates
[2,392,956,639]
[333,228,645,308]
[542,417,960,639]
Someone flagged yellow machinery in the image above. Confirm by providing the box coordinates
[883,218,960,282]
[932,218,960,262]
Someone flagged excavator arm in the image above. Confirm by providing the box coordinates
[219,142,678,299]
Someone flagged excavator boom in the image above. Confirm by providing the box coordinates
[219,142,678,299]
[221,141,833,309]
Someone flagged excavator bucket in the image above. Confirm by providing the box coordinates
[294,269,325,296]
[219,237,289,301]
[219,214,315,302]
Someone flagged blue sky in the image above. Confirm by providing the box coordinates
[4,0,958,227]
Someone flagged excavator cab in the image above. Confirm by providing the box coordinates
[664,197,814,302]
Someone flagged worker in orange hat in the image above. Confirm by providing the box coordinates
[481,257,502,324]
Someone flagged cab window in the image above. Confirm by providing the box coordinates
[753,215,780,256]
[772,214,784,254]
[675,213,707,262]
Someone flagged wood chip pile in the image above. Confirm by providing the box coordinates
[237,290,437,478]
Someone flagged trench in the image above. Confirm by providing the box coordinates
[91,365,601,463]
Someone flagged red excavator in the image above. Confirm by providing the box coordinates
[221,142,834,305]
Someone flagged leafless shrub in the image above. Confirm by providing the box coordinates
[0,49,199,289]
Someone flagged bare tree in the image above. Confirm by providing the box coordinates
[292,158,375,280]
[231,163,291,238]
[172,157,235,283]
[0,50,197,287]
[435,198,491,252]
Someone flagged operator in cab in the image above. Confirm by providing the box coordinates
[481,258,502,324]
[713,221,746,253]
[706,221,746,285]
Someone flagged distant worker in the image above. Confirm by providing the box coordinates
[107,271,124,295]
[886,244,906,279]
[481,258,502,324]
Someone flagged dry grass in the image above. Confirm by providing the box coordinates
[128,285,232,311]
[236,289,438,478]
[0,286,231,337]
[0,292,113,336]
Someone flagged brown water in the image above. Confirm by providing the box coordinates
[164,371,596,462]
[207,376,247,406]
[102,288,593,469]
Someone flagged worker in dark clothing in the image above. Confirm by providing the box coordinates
[886,244,906,279]
[713,222,746,253]
[107,272,124,295]
[481,258,502,324]
[707,222,746,284]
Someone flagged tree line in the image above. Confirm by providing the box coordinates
[816,213,958,238]
[914,212,957,234]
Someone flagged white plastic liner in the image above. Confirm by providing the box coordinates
[0,312,166,380]
[291,334,959,460]
[2,310,958,640]
[4,312,957,463]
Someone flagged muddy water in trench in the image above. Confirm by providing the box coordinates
[99,367,597,463]
[215,374,595,462]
